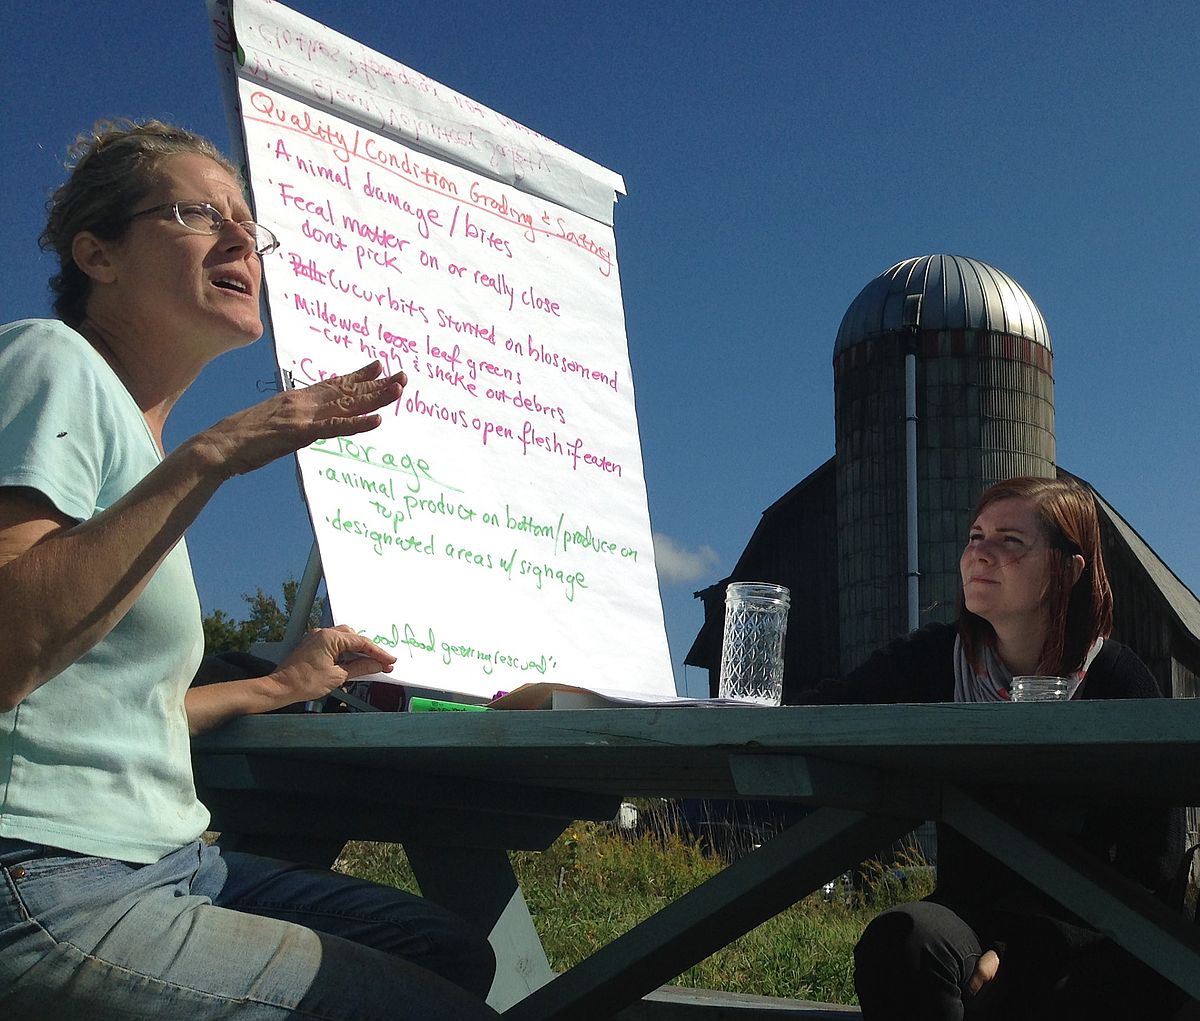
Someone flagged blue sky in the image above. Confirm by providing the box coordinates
[4,0,1197,697]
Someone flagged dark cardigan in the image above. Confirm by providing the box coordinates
[803,623,1185,968]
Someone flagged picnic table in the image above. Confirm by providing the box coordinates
[191,699,1200,1017]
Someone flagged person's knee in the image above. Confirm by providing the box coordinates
[434,923,495,999]
[855,901,981,1019]
[396,907,494,998]
[306,931,499,1018]
[856,903,931,976]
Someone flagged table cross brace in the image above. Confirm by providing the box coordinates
[941,784,1200,1001]
[501,807,917,1021]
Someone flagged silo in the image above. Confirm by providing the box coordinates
[833,254,1055,673]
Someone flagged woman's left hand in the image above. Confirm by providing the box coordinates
[267,625,397,704]
[185,626,397,736]
[966,949,1000,997]
[194,361,406,480]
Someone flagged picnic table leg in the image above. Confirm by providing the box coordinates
[405,842,555,1011]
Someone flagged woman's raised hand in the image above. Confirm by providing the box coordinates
[197,361,405,478]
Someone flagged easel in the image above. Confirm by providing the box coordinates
[252,540,379,713]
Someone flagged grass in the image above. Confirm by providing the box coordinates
[333,801,934,1005]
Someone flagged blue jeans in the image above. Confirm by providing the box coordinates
[0,837,497,1019]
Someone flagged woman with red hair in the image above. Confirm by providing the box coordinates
[808,476,1186,1019]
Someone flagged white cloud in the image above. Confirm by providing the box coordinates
[652,532,721,585]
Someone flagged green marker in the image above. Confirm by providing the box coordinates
[408,696,490,713]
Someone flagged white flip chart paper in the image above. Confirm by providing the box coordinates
[215,0,674,700]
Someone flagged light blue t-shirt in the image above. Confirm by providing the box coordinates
[0,319,209,862]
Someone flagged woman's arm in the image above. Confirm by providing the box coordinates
[796,623,958,705]
[184,625,397,735]
[0,362,403,711]
[0,447,221,709]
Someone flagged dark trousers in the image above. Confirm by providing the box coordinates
[853,900,1186,1021]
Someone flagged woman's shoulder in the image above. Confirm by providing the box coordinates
[868,620,958,665]
[1,317,86,344]
[0,318,148,520]
[908,620,959,651]
[831,621,957,702]
[0,318,99,376]
[0,319,132,416]
[1083,638,1162,699]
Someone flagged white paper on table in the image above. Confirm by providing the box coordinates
[488,683,762,710]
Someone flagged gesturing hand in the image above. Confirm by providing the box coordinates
[200,361,405,478]
[266,625,398,706]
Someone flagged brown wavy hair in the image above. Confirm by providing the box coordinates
[958,476,1113,674]
[39,119,239,328]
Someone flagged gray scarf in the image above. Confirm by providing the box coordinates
[953,634,1104,703]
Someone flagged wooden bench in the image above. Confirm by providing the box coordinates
[617,987,860,1018]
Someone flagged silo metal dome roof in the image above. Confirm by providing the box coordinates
[834,254,1051,356]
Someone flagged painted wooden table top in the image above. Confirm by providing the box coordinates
[192,699,1200,805]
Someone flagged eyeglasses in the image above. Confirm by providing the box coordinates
[126,201,280,256]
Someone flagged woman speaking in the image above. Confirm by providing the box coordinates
[0,120,497,1019]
